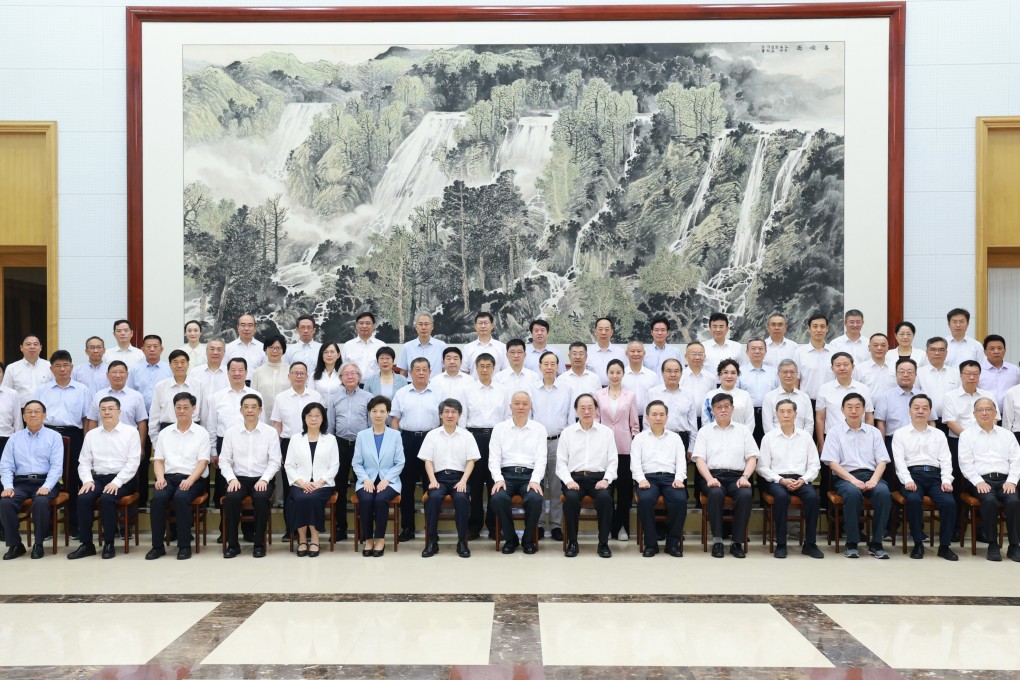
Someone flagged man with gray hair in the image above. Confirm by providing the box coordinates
[762,359,814,434]
[764,313,799,367]
[329,362,371,540]
[397,313,446,378]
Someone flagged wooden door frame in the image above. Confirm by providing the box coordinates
[0,122,58,352]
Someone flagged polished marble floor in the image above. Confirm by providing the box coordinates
[2,521,1019,678]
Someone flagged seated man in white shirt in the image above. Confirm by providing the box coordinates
[631,400,687,557]
[557,393,618,558]
[419,398,479,559]
[892,394,957,561]
[67,396,141,560]
[757,399,823,559]
[488,392,546,554]
[219,394,281,559]
[693,393,758,558]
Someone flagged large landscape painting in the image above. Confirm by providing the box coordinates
[182,42,845,344]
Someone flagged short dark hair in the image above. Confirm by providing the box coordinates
[410,357,431,371]
[442,346,463,360]
[49,349,72,364]
[594,317,614,330]
[505,338,526,351]
[375,346,396,360]
[830,351,854,365]
[808,313,828,326]
[909,394,932,409]
[167,349,190,363]
[356,311,376,323]
[709,312,729,326]
[474,353,495,367]
[289,361,308,373]
[895,321,915,334]
[23,399,46,414]
[227,357,248,370]
[173,392,197,407]
[539,350,559,365]
[895,357,917,370]
[958,359,981,374]
[573,393,597,410]
[295,314,317,329]
[947,308,970,323]
[367,395,391,413]
[141,334,162,345]
[710,392,734,407]
[530,319,550,333]
[568,341,587,353]
[106,360,127,372]
[983,334,1006,349]
[646,399,668,415]
[606,358,625,374]
[474,311,494,324]
[869,333,888,342]
[241,394,263,408]
[845,309,863,320]
[841,392,865,408]
[716,358,740,375]
[775,398,797,413]
[85,335,105,348]
[263,333,287,353]
[439,398,462,415]
[925,336,948,348]
[113,319,132,331]
[98,396,121,409]
[650,317,670,331]
[661,358,683,373]
[300,402,327,433]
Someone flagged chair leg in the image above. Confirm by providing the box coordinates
[901,503,908,554]
[928,508,935,547]
[971,506,977,556]
[701,506,707,552]
[392,501,399,553]
[833,505,841,553]
[350,500,357,553]
[330,504,336,552]
[221,504,227,555]
[494,515,501,552]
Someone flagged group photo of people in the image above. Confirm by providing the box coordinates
[1,305,1017,565]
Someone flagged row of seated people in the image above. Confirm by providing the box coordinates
[1,378,1016,562]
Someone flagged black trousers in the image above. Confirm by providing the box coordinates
[612,454,633,535]
[881,436,901,537]
[424,471,470,541]
[975,476,1020,548]
[334,438,356,534]
[48,425,83,533]
[704,470,752,544]
[222,475,274,549]
[766,477,819,546]
[0,478,59,547]
[213,435,227,510]
[947,437,965,511]
[489,471,543,547]
[150,474,207,548]
[901,468,955,547]
[468,428,495,534]
[76,474,137,545]
[357,484,399,539]
[635,473,687,550]
[398,431,427,532]
[563,473,614,543]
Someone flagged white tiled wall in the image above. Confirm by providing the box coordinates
[0,0,1016,362]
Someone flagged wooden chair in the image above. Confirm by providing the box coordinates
[826,491,873,553]
[699,493,749,552]
[559,494,602,551]
[891,491,937,554]
[164,492,209,553]
[289,491,340,553]
[494,495,541,551]
[762,493,807,554]
[632,495,685,552]
[422,491,458,545]
[350,492,400,552]
[89,492,140,554]
[219,495,272,554]
[19,435,71,554]
[959,492,1005,556]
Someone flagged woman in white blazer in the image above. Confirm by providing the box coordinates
[284,402,339,557]
[353,395,405,557]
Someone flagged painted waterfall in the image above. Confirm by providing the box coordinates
[182,43,845,344]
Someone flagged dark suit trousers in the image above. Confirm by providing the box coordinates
[563,473,614,543]
[334,437,356,533]
[424,472,470,541]
[489,472,542,546]
[0,479,59,547]
[705,471,752,544]
[975,476,1020,547]
[139,435,154,507]
[468,429,495,534]
[149,474,206,548]
[76,474,137,545]
[766,478,819,546]
[882,436,901,536]
[612,454,633,535]
[399,431,426,532]
[223,476,274,549]
[635,473,687,550]
[901,469,955,547]
[357,484,399,539]
[833,469,891,548]
[48,425,83,533]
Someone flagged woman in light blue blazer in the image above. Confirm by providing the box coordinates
[363,346,408,399]
[353,395,404,556]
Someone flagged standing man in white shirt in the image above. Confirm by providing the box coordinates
[488,391,546,554]
[693,393,758,558]
[148,349,204,445]
[978,334,1020,411]
[854,334,897,397]
[679,342,714,429]
[219,393,281,558]
[945,308,984,368]
[342,312,385,381]
[644,317,682,378]
[958,396,1020,561]
[529,351,572,542]
[623,340,659,424]
[830,309,868,364]
[587,317,625,387]
[555,342,601,404]
[494,339,540,394]
[462,312,507,377]
[795,314,835,403]
[703,312,743,376]
[757,399,823,559]
[631,400,687,558]
[73,337,109,393]
[127,334,172,508]
[762,359,814,434]
[892,394,958,560]
[206,358,261,514]
[764,313,799,367]
[916,337,959,431]
[429,347,472,403]
[108,320,145,369]
[284,315,321,369]
[524,319,562,374]
[224,314,265,380]
[557,393,617,558]
[191,339,228,425]
[464,354,508,540]
[1,334,52,404]
[67,396,141,560]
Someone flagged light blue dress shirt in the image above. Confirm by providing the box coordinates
[0,426,64,489]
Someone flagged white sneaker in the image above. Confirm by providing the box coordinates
[617,528,628,542]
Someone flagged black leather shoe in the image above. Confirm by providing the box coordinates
[665,545,683,558]
[642,546,657,557]
[597,543,612,558]
[421,541,439,558]
[223,547,240,559]
[216,533,223,544]
[362,546,372,557]
[729,543,746,558]
[774,545,788,559]
[501,541,518,555]
[31,543,44,559]
[177,546,192,560]
[938,545,959,561]
[564,540,579,557]
[67,543,96,560]
[551,528,563,542]
[537,527,545,541]
[242,531,256,543]
[253,545,266,558]
[711,543,725,558]
[3,543,26,560]
[457,540,471,558]
[910,543,924,559]
[102,543,116,559]
[371,546,385,557]
[308,543,320,557]
[522,542,537,555]
[336,531,349,542]
[398,529,415,543]
[1008,544,1020,562]
[467,530,481,541]
[987,544,1002,562]
[802,544,824,559]
[145,546,166,560]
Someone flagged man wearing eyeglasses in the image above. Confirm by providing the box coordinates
[328,363,371,540]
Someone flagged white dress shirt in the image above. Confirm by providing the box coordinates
[762,387,814,434]
[891,424,953,486]
[555,369,602,406]
[154,422,211,477]
[917,364,960,420]
[270,388,322,439]
[630,429,686,484]
[794,344,834,400]
[816,380,874,435]
[756,428,819,483]
[72,362,110,393]
[107,346,145,369]
[703,339,744,375]
[488,418,548,484]
[646,385,699,447]
[942,387,996,438]
[418,426,481,472]
[224,338,266,379]
[528,382,573,437]
[148,377,204,441]
[177,343,207,367]
[704,387,755,430]
[205,386,263,448]
[219,420,282,482]
[342,336,386,381]
[462,339,508,377]
[78,421,141,488]
[494,367,540,394]
[189,364,228,422]
[463,381,509,428]
[853,359,897,397]
[958,424,1020,486]
[429,371,473,404]
[284,340,322,369]
[555,421,618,484]
[830,335,870,364]
[622,365,660,413]
[0,386,24,436]
[946,336,983,368]
[88,387,148,427]
[1002,384,1020,432]
[764,338,799,367]
[1,358,52,404]
[692,421,758,471]
[586,344,626,386]
[678,369,714,415]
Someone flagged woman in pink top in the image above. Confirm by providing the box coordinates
[596,359,640,541]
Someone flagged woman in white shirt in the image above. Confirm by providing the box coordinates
[704,359,755,430]
[893,321,927,367]
[284,402,339,557]
[178,320,206,367]
[252,334,290,421]
[312,342,343,405]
